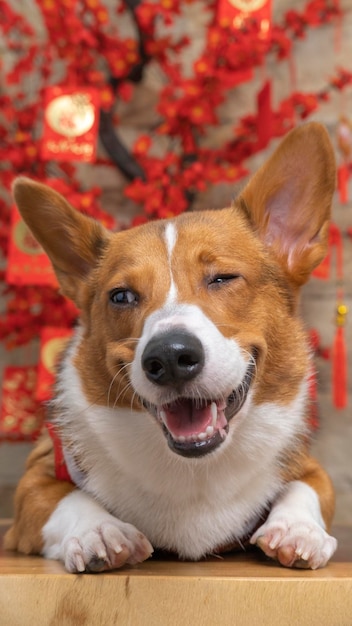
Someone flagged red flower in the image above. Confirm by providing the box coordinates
[133,136,152,156]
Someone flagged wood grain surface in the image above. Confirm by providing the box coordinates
[0,523,351,626]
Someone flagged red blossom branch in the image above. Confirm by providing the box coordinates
[0,0,348,346]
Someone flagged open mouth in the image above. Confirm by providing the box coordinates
[143,354,256,458]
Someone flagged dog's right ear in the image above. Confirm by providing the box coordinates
[239,122,335,287]
[13,177,109,303]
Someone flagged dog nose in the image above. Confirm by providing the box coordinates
[142,330,205,386]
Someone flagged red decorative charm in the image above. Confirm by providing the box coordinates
[0,366,44,441]
[333,321,348,409]
[6,205,58,287]
[36,327,74,403]
[337,163,349,204]
[332,223,348,409]
[41,86,100,162]
[217,0,272,38]
[313,224,348,409]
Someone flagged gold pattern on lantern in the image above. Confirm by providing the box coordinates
[3,415,16,430]
[46,94,95,138]
[228,0,267,11]
[14,221,43,256]
[25,369,37,390]
[22,417,40,435]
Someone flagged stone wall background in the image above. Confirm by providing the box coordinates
[0,0,351,522]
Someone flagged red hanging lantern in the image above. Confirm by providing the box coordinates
[216,0,272,38]
[36,327,74,403]
[0,366,44,441]
[6,205,58,287]
[40,86,100,162]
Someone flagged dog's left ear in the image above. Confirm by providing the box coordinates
[240,122,336,286]
[13,177,109,304]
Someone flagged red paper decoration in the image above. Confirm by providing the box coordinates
[41,86,100,162]
[0,366,44,441]
[217,0,272,38]
[333,322,348,408]
[337,163,349,204]
[6,205,58,287]
[36,327,74,403]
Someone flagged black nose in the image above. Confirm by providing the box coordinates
[142,330,205,386]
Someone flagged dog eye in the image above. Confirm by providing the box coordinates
[209,274,239,287]
[109,288,138,306]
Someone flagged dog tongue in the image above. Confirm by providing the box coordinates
[161,399,227,438]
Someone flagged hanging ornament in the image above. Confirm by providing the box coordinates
[40,86,100,162]
[331,223,348,408]
[216,0,272,38]
[0,366,44,441]
[312,224,348,408]
[36,327,74,403]
[333,303,348,408]
[5,205,58,287]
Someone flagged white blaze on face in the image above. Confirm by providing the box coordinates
[164,222,178,305]
[131,221,249,409]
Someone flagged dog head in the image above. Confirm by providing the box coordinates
[13,123,335,459]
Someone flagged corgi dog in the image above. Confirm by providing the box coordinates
[5,122,338,573]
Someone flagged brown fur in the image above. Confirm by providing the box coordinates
[4,434,75,554]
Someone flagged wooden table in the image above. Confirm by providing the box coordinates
[0,522,351,626]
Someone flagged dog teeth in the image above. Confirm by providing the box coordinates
[159,409,167,423]
[174,426,215,445]
[210,401,217,427]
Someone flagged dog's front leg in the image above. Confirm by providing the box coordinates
[250,458,337,569]
[42,490,154,573]
[4,436,153,573]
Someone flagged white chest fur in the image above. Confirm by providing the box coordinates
[55,352,308,559]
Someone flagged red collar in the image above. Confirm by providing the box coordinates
[46,422,73,483]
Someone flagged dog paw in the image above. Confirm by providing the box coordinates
[250,518,337,569]
[63,520,153,573]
